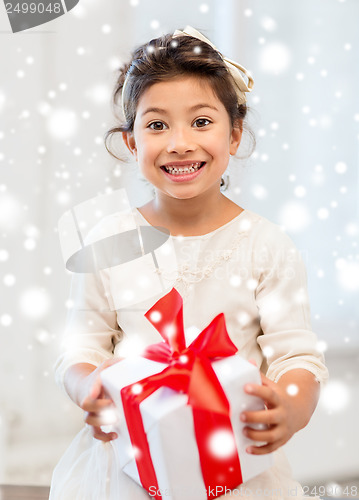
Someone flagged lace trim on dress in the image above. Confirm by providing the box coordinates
[154,229,252,300]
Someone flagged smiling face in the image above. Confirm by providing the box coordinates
[123,76,242,201]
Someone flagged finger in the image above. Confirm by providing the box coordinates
[81,396,114,412]
[248,358,257,367]
[92,426,118,442]
[243,425,281,444]
[240,408,280,425]
[90,377,104,400]
[100,357,124,371]
[246,440,284,455]
[91,358,124,400]
[86,413,115,427]
[259,372,277,388]
[243,383,280,407]
[84,407,118,427]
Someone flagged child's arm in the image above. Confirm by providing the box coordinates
[240,368,320,455]
[64,359,121,442]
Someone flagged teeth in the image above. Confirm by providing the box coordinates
[164,162,203,175]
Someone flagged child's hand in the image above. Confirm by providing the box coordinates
[240,369,320,455]
[80,358,122,443]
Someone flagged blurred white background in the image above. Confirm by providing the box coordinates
[0,0,358,492]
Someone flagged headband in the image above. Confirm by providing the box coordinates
[173,26,254,105]
[121,25,254,112]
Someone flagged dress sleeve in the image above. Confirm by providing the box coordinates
[253,223,328,384]
[54,268,122,392]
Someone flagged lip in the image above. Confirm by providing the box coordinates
[160,162,206,182]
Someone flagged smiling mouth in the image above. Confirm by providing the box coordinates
[161,162,206,175]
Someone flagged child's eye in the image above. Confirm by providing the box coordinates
[193,118,211,128]
[148,121,167,131]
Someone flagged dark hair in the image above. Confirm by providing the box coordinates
[104,31,255,160]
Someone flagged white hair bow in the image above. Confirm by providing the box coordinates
[173,25,254,105]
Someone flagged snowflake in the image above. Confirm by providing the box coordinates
[294,186,306,198]
[0,91,6,111]
[317,208,329,220]
[208,429,236,459]
[35,329,51,345]
[279,202,311,232]
[102,24,112,34]
[199,4,209,13]
[99,407,118,425]
[149,310,162,323]
[19,288,51,319]
[336,259,359,291]
[335,161,347,174]
[320,380,350,413]
[0,249,9,262]
[261,16,277,32]
[230,275,241,287]
[316,340,328,353]
[252,184,268,200]
[86,84,110,104]
[237,312,250,326]
[259,43,292,74]
[345,223,358,236]
[47,108,78,140]
[3,274,16,286]
[262,345,274,359]
[131,383,143,395]
[1,314,12,326]
[286,384,299,396]
[150,20,160,30]
[0,193,23,231]
[24,238,36,251]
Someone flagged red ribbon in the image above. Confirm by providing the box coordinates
[120,288,243,499]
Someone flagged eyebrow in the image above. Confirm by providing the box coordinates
[141,103,219,117]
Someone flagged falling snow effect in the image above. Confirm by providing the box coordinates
[320,380,351,413]
[208,429,237,459]
[47,108,79,141]
[19,288,51,319]
[258,42,292,74]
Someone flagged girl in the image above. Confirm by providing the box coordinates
[50,26,328,499]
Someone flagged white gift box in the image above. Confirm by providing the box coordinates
[101,353,273,500]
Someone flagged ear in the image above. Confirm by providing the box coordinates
[122,131,138,160]
[229,124,243,156]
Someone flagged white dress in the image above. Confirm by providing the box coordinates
[50,208,328,500]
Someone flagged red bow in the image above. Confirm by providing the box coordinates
[120,288,243,499]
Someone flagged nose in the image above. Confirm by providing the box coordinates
[166,127,195,154]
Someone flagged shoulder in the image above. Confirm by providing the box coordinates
[243,209,298,251]
[83,209,136,245]
[239,210,305,272]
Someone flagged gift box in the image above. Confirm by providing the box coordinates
[101,288,273,500]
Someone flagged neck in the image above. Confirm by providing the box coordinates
[140,186,241,236]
